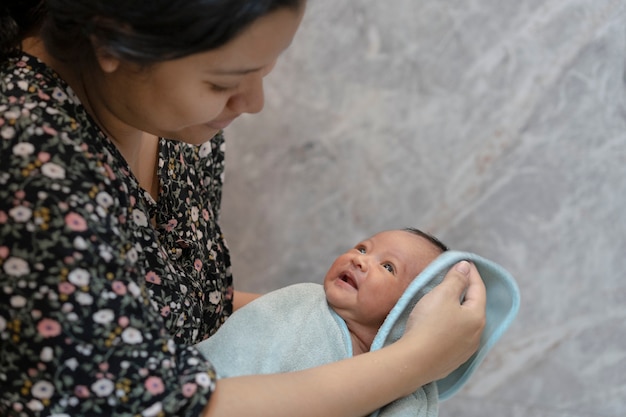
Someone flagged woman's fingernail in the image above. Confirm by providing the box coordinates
[455,260,470,275]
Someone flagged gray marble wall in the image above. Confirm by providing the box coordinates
[220,1,626,416]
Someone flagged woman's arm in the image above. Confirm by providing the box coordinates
[203,261,486,417]
[232,290,262,311]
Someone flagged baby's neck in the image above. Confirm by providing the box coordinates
[345,320,380,355]
[350,333,370,355]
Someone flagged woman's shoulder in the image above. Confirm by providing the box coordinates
[1,54,86,142]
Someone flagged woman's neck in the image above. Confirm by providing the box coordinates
[22,36,161,200]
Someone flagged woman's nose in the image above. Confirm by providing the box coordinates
[227,76,265,115]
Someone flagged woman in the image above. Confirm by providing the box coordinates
[0,1,487,416]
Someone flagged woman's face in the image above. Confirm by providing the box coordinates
[92,6,305,144]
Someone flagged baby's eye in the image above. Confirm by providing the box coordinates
[357,247,366,254]
[383,263,395,274]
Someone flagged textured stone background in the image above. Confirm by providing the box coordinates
[221,1,626,416]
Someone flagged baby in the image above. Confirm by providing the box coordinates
[196,227,447,364]
[195,228,519,417]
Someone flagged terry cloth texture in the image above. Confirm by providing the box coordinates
[196,250,520,416]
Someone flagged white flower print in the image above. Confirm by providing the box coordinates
[75,292,93,305]
[191,206,199,222]
[1,126,15,140]
[3,257,30,276]
[121,327,143,344]
[91,378,115,397]
[93,309,115,324]
[126,247,138,264]
[40,346,53,362]
[142,402,163,417]
[4,110,19,120]
[12,142,35,156]
[68,268,90,286]
[132,209,148,227]
[65,358,78,371]
[199,142,212,158]
[10,295,27,308]
[41,162,66,179]
[73,236,88,250]
[195,372,212,388]
[76,344,93,356]
[208,291,221,305]
[99,244,113,262]
[95,191,114,209]
[127,281,142,298]
[51,87,68,102]
[26,399,44,412]
[9,206,32,222]
[31,380,55,399]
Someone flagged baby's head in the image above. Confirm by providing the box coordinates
[323,228,447,329]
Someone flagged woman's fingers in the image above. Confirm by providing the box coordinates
[460,261,487,310]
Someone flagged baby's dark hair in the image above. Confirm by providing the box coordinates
[1,0,305,64]
[403,227,449,253]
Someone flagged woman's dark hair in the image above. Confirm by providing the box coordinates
[1,0,304,65]
[403,227,449,253]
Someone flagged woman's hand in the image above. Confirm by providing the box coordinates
[401,260,487,382]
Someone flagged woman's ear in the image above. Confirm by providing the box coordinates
[90,37,120,73]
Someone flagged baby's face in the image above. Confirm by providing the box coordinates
[323,230,441,328]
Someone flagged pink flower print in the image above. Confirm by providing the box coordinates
[37,318,61,338]
[118,316,129,328]
[202,209,210,221]
[58,282,75,295]
[37,89,50,100]
[0,211,7,223]
[38,152,50,163]
[74,385,90,398]
[111,281,127,295]
[145,376,165,395]
[104,163,116,180]
[165,218,178,232]
[145,271,161,285]
[160,305,171,318]
[0,246,8,259]
[65,212,87,232]
[194,259,202,271]
[15,190,25,200]
[181,383,197,398]
[42,125,57,136]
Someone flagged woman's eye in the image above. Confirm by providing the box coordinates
[208,83,237,93]
[383,263,395,273]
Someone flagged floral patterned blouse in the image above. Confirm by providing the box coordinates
[0,54,234,416]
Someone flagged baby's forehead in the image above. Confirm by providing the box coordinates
[367,230,442,264]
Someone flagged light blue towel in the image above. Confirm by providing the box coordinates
[370,250,521,405]
[196,250,520,416]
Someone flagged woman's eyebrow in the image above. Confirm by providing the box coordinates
[208,66,264,75]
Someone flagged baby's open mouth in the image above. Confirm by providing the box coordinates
[340,273,358,289]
